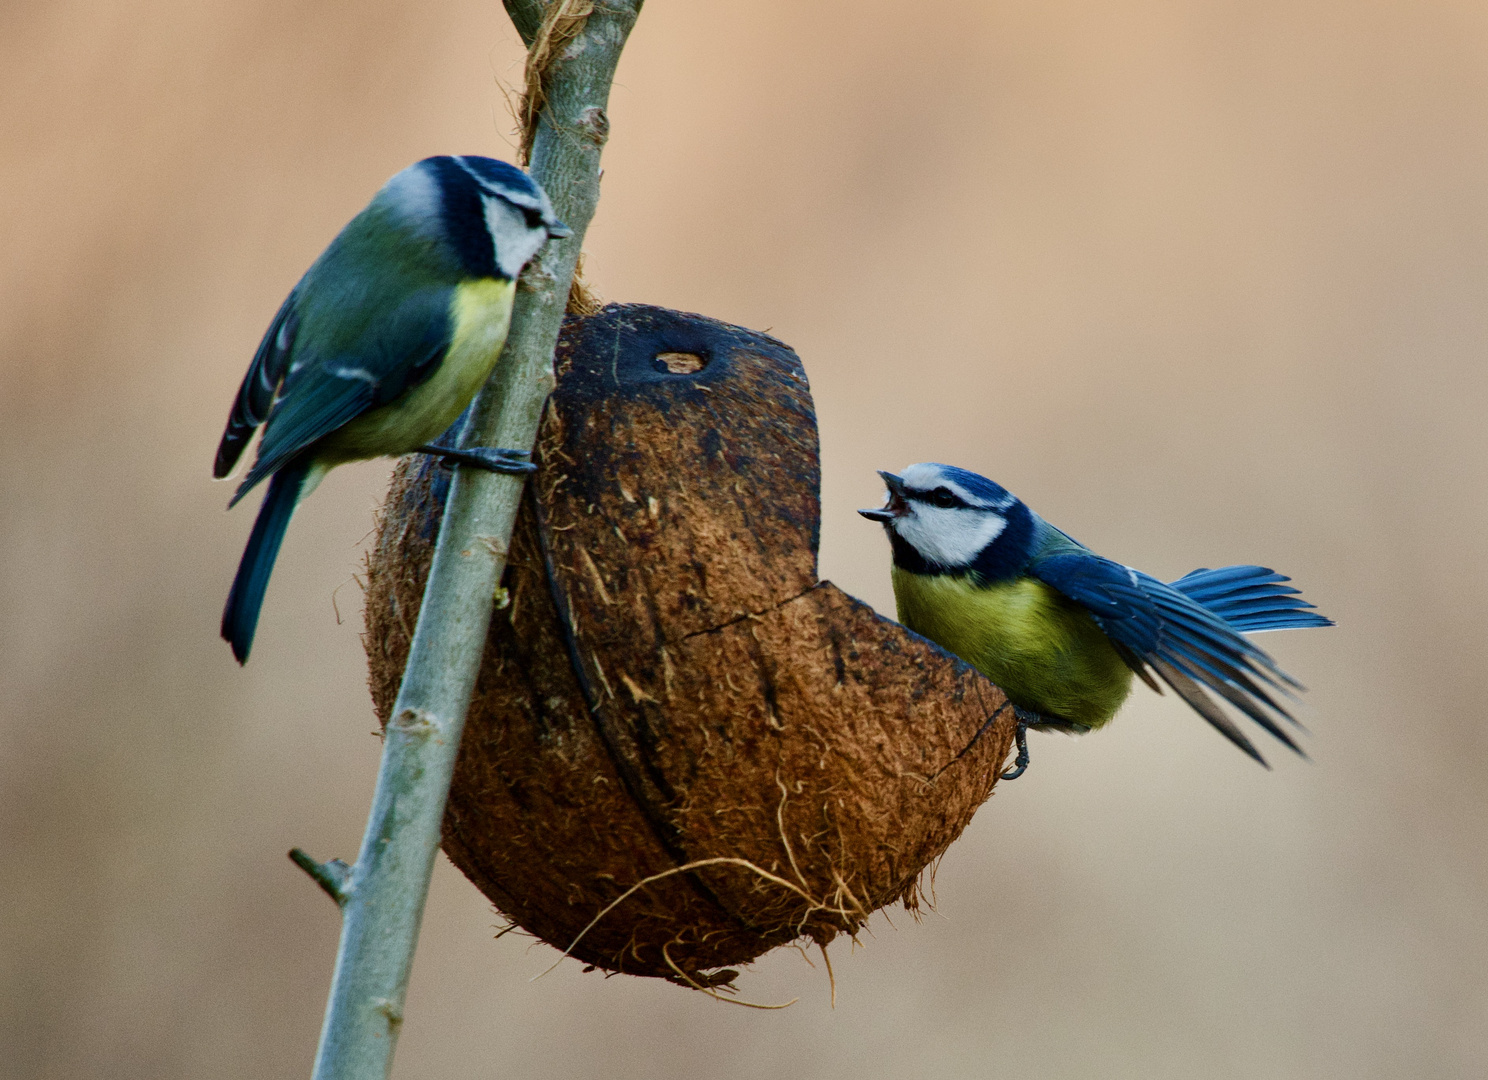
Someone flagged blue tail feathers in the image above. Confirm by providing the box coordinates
[222,459,307,664]
[1172,565,1334,634]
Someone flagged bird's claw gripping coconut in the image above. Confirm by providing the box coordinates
[1000,715,1032,781]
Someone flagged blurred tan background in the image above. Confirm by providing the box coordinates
[4,0,1487,1076]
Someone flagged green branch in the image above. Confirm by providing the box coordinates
[297,3,642,1076]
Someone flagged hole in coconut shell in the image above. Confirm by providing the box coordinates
[654,350,706,374]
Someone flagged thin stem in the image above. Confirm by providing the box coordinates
[303,4,642,1077]
[290,849,352,907]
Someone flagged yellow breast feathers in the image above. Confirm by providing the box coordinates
[891,568,1134,730]
[319,277,517,464]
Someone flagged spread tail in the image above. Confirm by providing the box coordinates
[1171,565,1333,633]
[222,459,307,664]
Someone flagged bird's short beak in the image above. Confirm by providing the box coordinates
[858,470,909,523]
[546,219,573,239]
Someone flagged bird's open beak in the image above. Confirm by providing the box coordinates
[546,219,573,239]
[858,470,909,523]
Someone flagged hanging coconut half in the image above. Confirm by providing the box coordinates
[363,304,1016,986]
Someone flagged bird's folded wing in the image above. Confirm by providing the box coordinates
[228,288,454,505]
[1030,551,1309,763]
[215,291,300,479]
[229,373,374,505]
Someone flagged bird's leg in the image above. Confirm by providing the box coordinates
[416,445,538,475]
[999,709,1037,781]
[939,698,1035,783]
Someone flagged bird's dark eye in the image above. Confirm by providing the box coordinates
[521,206,545,230]
[930,487,960,508]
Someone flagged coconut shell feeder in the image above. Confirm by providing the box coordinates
[363,303,1016,986]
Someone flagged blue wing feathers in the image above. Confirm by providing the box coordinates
[224,287,454,505]
[1031,553,1330,762]
[1031,554,1157,636]
[1146,584,1299,687]
[230,379,372,506]
[216,292,299,479]
[1150,659,1268,766]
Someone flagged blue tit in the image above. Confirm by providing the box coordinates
[859,463,1332,778]
[215,155,570,664]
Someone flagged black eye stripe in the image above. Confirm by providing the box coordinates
[910,487,967,509]
[472,182,545,230]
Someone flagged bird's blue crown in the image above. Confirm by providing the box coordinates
[445,156,548,211]
[904,463,1019,510]
[380,155,562,281]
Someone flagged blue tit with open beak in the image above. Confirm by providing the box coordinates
[861,463,1332,778]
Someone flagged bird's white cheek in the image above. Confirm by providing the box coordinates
[484,199,547,279]
[894,507,1007,567]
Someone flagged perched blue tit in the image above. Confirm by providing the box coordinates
[215,155,570,664]
[860,463,1332,778]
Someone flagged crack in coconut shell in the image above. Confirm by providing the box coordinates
[364,304,1017,983]
[526,479,759,934]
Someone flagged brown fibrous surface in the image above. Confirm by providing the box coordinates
[363,305,1015,984]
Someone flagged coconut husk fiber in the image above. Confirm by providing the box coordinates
[363,303,1016,985]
